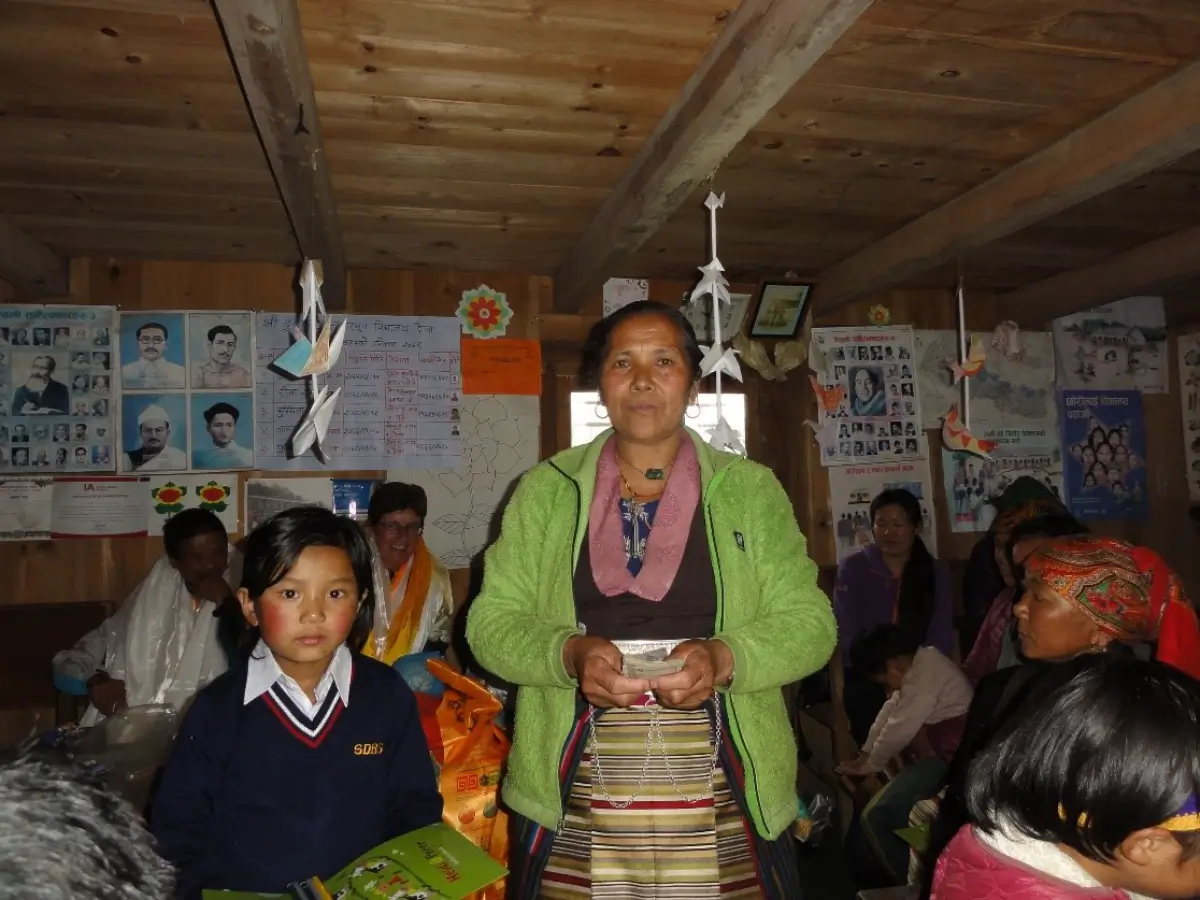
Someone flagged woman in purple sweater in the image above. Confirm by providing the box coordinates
[834,488,953,742]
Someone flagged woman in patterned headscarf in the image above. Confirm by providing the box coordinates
[960,497,1086,684]
[921,536,1200,897]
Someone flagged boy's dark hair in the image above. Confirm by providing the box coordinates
[849,624,921,679]
[162,509,228,561]
[0,755,176,899]
[240,506,377,653]
[577,300,703,390]
[965,655,1200,862]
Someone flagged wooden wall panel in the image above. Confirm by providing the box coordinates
[0,260,544,612]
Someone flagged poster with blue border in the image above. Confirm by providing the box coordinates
[1059,389,1148,520]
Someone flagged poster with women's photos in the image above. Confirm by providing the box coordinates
[809,326,924,466]
[0,305,117,474]
[118,311,255,473]
[1058,390,1148,520]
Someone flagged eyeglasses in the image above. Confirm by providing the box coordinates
[376,521,423,537]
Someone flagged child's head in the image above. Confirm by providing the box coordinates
[965,655,1200,899]
[849,624,920,694]
[238,507,377,661]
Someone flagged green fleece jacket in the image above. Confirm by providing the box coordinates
[465,429,836,839]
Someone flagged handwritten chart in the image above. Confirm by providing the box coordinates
[254,314,463,471]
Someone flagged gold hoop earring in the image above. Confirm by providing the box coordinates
[686,402,701,420]
[594,401,608,421]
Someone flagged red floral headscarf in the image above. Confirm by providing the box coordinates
[1023,535,1200,680]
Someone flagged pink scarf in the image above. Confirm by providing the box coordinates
[588,435,701,602]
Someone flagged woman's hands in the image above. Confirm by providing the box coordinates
[564,636,651,708]
[652,640,734,710]
[564,637,734,710]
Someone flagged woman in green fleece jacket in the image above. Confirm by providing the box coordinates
[466,300,836,899]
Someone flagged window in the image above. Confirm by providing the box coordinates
[569,391,747,451]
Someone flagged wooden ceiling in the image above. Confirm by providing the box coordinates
[1,0,1199,317]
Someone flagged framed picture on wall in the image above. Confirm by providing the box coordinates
[749,281,814,339]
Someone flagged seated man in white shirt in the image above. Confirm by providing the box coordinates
[836,624,975,883]
[54,509,243,725]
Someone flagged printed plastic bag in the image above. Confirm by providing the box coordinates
[422,659,510,900]
[72,703,180,811]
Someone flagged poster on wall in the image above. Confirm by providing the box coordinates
[0,305,117,475]
[144,474,240,536]
[1177,333,1200,504]
[118,311,255,473]
[253,313,462,471]
[1053,296,1168,393]
[1059,390,1148,520]
[826,442,938,564]
[913,329,1057,431]
[810,326,924,466]
[941,425,1064,533]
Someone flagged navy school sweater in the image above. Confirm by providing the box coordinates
[151,654,443,899]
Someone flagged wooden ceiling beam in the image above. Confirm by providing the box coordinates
[211,0,346,308]
[552,0,876,312]
[812,61,1200,311]
[0,216,69,299]
[1003,225,1200,325]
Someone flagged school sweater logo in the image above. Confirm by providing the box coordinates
[354,742,385,756]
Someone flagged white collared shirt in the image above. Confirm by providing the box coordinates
[243,639,353,718]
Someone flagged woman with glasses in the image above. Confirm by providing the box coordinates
[361,482,453,664]
[833,488,953,745]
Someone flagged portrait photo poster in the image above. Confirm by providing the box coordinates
[1058,389,1148,521]
[810,326,924,467]
[0,304,118,476]
[118,310,255,474]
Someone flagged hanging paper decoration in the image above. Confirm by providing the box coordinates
[689,191,745,455]
[272,260,345,463]
[946,334,987,384]
[457,285,513,339]
[868,304,892,326]
[732,332,806,381]
[808,373,847,413]
[942,404,997,457]
[990,319,1024,361]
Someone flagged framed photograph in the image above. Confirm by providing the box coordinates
[749,281,814,339]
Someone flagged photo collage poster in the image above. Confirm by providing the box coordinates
[118,311,255,474]
[810,326,924,466]
[1058,390,1148,521]
[1178,333,1200,503]
[0,305,118,474]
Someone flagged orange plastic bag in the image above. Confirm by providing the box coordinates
[425,659,510,900]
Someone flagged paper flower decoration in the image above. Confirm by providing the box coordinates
[196,481,231,513]
[942,404,997,458]
[150,481,186,514]
[868,304,892,326]
[458,285,512,339]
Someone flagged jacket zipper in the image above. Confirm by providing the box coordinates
[549,459,582,833]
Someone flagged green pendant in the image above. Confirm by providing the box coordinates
[645,468,666,480]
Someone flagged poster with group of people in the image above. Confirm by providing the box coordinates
[0,305,117,474]
[809,326,924,466]
[1058,390,1148,520]
[118,311,255,474]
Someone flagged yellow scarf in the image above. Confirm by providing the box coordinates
[365,537,434,666]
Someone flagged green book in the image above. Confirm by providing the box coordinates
[894,825,930,852]
[202,822,506,900]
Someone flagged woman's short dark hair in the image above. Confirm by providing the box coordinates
[850,624,921,679]
[965,655,1200,862]
[577,300,703,390]
[240,506,377,653]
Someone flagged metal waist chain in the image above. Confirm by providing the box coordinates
[586,692,722,808]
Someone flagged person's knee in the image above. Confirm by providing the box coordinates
[0,755,176,899]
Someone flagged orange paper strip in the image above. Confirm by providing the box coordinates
[461,338,542,396]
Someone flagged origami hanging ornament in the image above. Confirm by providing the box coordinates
[867,304,892,326]
[271,259,346,463]
[458,285,513,339]
[946,334,987,384]
[990,319,1024,361]
[809,373,847,413]
[732,332,805,381]
[942,404,996,458]
[690,191,745,456]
